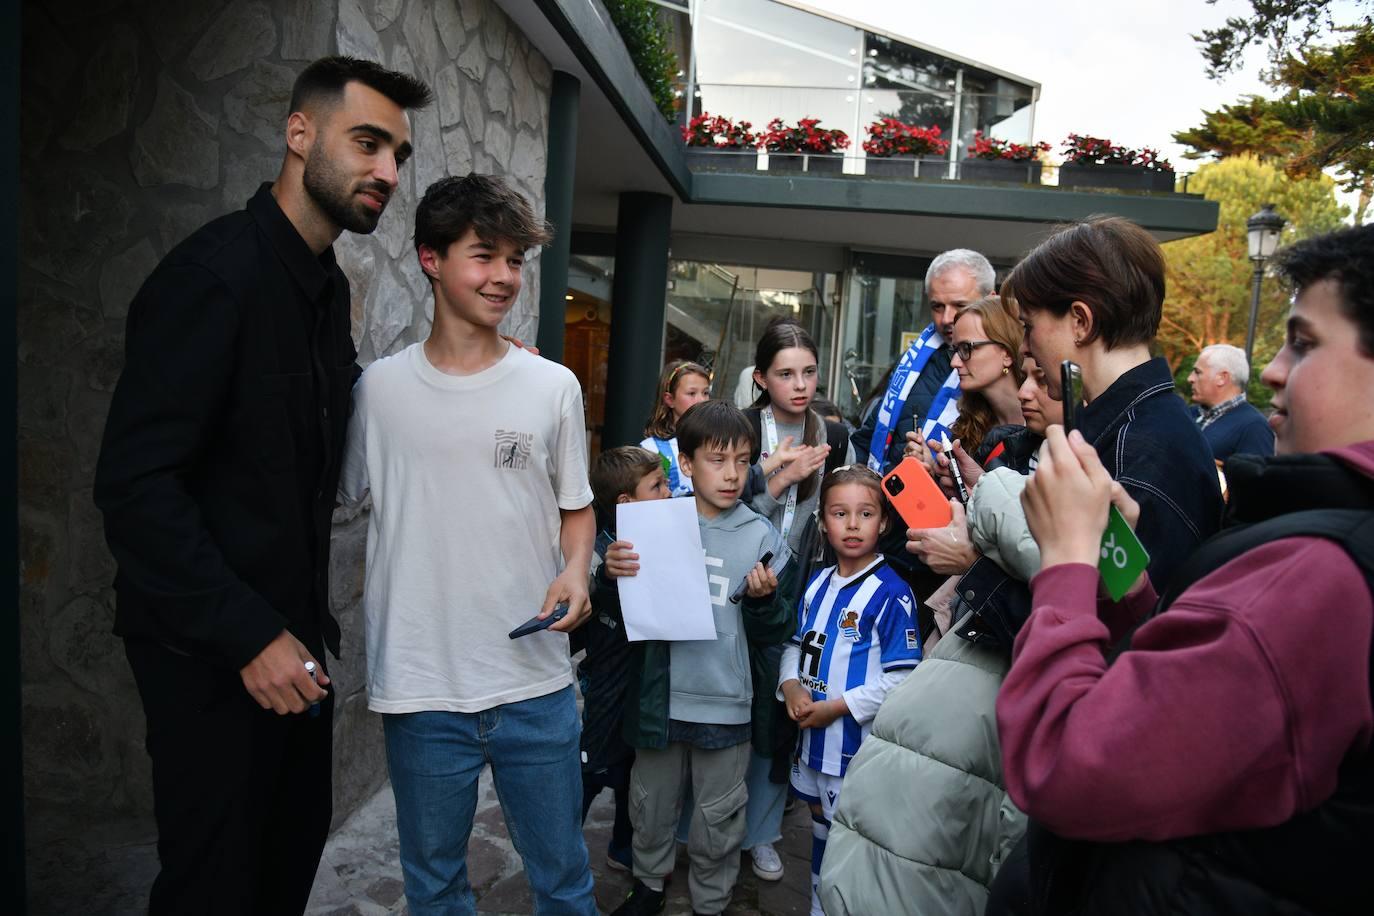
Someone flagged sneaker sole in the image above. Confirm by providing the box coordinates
[751,862,785,882]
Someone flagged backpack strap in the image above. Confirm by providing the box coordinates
[1156,510,1374,614]
[746,407,764,464]
[1115,509,1374,659]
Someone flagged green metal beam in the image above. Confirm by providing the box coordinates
[689,172,1220,236]
[603,192,674,449]
[538,71,581,363]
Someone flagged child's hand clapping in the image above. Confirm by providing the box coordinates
[775,443,831,487]
[604,541,640,578]
[743,560,778,598]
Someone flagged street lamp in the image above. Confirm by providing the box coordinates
[1244,203,1286,369]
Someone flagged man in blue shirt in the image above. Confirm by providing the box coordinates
[1189,344,1276,461]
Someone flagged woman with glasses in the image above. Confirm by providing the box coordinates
[903,294,1028,502]
[948,295,1028,461]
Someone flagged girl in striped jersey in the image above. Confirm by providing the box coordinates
[640,360,711,497]
[778,465,923,916]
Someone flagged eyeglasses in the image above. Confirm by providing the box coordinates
[952,339,1001,361]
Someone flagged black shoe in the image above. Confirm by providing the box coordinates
[610,879,666,916]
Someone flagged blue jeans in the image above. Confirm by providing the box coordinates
[383,687,597,915]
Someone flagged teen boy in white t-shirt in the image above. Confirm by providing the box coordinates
[338,174,597,915]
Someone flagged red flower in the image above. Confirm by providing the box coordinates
[759,116,850,154]
[862,119,949,158]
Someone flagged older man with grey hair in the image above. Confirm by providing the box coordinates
[849,248,994,604]
[1189,343,1275,460]
[852,248,995,473]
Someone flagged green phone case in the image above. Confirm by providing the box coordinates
[1098,505,1150,600]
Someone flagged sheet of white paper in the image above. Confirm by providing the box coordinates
[615,497,718,642]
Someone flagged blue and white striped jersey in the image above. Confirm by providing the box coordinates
[792,557,921,776]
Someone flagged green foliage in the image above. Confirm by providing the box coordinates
[1159,157,1349,397]
[1193,0,1370,78]
[603,0,680,121]
[1177,24,1374,225]
[1174,95,1309,162]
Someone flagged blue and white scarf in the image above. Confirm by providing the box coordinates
[867,324,962,473]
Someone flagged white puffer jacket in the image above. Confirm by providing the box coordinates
[818,614,1027,916]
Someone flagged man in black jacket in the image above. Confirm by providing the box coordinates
[93,57,431,915]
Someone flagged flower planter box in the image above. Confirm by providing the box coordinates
[1059,163,1176,193]
[766,152,844,175]
[961,159,1043,184]
[685,147,759,171]
[864,156,950,179]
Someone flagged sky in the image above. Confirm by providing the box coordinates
[798,0,1335,178]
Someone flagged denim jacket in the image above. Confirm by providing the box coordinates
[953,358,1224,652]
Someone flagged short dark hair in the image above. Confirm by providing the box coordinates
[289,56,433,114]
[1004,216,1165,350]
[676,400,755,459]
[414,174,554,255]
[591,446,663,528]
[1273,224,1374,357]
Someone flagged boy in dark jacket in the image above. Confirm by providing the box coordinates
[612,401,799,916]
[575,446,671,871]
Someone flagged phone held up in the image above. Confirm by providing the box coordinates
[1055,360,1152,598]
[881,457,953,530]
[1060,360,1085,434]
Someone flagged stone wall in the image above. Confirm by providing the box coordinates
[18,0,551,830]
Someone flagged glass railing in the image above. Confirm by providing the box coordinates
[687,84,1033,158]
[683,151,1193,192]
[681,84,1191,191]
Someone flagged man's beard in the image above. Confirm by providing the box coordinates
[302,145,388,235]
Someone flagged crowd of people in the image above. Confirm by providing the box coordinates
[92,54,1373,916]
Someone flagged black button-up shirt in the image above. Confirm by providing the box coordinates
[95,184,354,668]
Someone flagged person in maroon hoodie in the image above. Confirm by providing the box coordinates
[996,223,1374,916]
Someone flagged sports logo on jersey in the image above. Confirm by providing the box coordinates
[898,594,914,612]
[906,628,917,649]
[799,630,830,693]
[494,430,532,470]
[839,609,861,642]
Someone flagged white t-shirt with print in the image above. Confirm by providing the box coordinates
[339,342,594,714]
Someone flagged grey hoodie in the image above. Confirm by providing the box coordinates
[668,501,789,726]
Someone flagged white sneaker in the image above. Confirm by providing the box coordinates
[750,843,784,881]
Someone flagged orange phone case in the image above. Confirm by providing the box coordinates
[881,457,954,529]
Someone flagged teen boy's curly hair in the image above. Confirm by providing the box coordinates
[1273,224,1374,356]
[414,173,554,254]
[590,446,662,530]
[676,399,755,458]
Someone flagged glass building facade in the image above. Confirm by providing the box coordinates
[564,248,995,449]
[657,0,1039,174]
[560,1,1031,449]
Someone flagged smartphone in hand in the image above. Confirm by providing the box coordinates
[729,551,775,604]
[508,602,570,639]
[1060,360,1085,433]
[881,457,953,530]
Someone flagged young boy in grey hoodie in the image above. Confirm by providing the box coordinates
[612,400,798,916]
